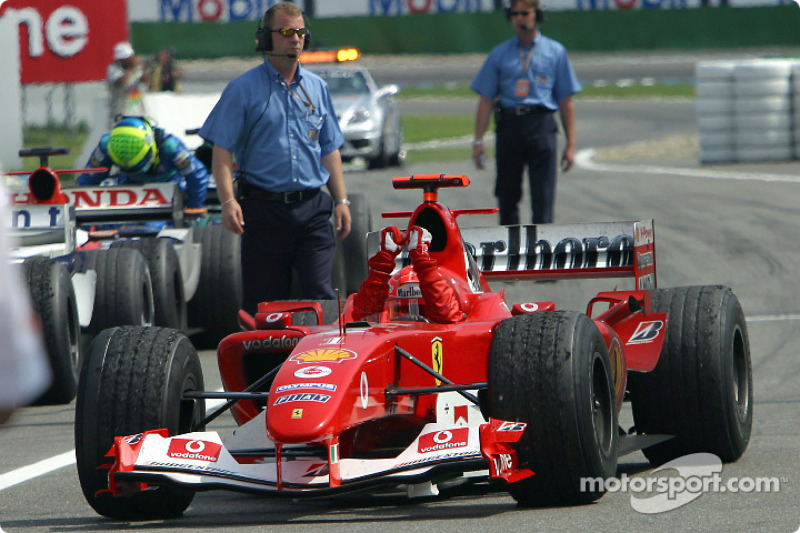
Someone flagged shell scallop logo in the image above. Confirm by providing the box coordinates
[290,348,357,364]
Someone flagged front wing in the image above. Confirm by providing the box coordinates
[104,397,531,497]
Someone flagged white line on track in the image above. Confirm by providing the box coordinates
[747,313,800,323]
[0,397,227,492]
[575,149,800,184]
[0,450,76,491]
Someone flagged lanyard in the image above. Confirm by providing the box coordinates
[290,82,316,115]
[518,45,534,78]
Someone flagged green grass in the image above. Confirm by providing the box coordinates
[21,125,89,173]
[402,114,475,144]
[400,85,476,99]
[579,82,695,99]
[399,81,696,100]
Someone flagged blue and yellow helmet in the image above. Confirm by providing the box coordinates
[108,117,157,173]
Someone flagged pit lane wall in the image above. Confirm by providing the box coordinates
[129,5,800,58]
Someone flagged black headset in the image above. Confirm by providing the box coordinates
[505,0,545,23]
[254,5,311,53]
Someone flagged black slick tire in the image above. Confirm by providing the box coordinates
[80,248,154,337]
[627,285,752,465]
[340,193,372,295]
[111,238,187,331]
[22,258,81,405]
[187,224,241,347]
[489,311,618,506]
[75,326,205,519]
[330,243,347,295]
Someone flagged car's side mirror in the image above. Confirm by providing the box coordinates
[375,84,399,98]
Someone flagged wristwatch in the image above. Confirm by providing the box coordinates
[334,198,351,206]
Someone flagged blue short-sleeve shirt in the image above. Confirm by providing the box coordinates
[470,33,582,111]
[199,59,344,192]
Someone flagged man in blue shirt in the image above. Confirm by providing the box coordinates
[199,2,350,315]
[471,0,582,225]
[78,116,209,210]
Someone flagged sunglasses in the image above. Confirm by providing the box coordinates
[510,10,533,17]
[271,27,309,38]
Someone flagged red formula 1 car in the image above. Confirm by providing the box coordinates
[75,175,752,519]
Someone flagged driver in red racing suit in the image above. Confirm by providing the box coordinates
[352,225,466,324]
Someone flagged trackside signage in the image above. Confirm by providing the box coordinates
[0,0,129,84]
[131,0,493,21]
[128,0,784,20]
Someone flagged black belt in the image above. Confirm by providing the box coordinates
[500,105,553,116]
[241,182,320,204]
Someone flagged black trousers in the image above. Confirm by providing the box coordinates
[494,112,558,225]
[239,191,336,315]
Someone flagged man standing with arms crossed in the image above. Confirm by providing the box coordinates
[471,0,581,225]
[200,2,351,315]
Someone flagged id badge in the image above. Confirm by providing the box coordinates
[515,79,530,97]
[307,111,324,141]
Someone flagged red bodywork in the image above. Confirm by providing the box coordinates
[105,174,667,495]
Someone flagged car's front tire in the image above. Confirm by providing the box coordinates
[489,311,618,506]
[75,326,204,519]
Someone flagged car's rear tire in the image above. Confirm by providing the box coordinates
[341,193,372,295]
[22,259,81,405]
[111,238,187,331]
[187,224,242,347]
[81,248,154,336]
[330,242,347,295]
[489,311,618,506]
[75,326,204,519]
[628,285,752,465]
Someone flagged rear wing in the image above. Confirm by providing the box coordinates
[460,221,656,289]
[64,183,184,225]
[4,203,75,260]
[366,220,656,290]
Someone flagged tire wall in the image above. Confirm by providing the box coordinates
[696,59,797,164]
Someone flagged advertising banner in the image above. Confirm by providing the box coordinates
[130,0,790,21]
[1,0,129,84]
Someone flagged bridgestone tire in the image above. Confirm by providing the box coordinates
[187,224,242,347]
[22,259,81,405]
[330,243,347,295]
[489,311,618,506]
[341,193,372,295]
[82,248,154,336]
[112,238,187,331]
[75,326,204,520]
[628,285,752,466]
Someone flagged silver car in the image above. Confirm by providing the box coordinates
[310,65,404,169]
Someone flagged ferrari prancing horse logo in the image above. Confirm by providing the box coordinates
[432,336,443,385]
